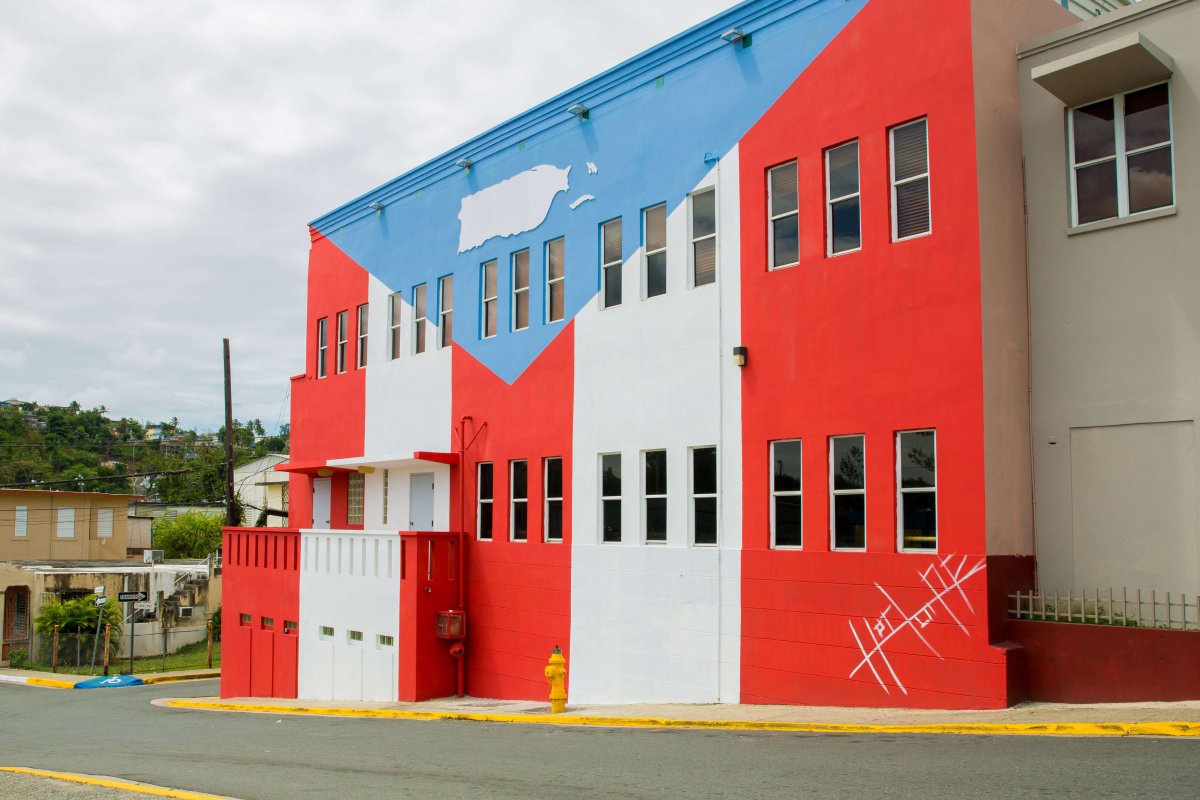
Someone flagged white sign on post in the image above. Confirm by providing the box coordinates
[135,601,155,613]
[93,586,105,595]
[94,596,106,607]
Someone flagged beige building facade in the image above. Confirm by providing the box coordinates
[1019,0,1199,595]
[1,489,134,561]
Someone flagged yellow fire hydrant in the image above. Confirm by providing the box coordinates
[544,645,567,714]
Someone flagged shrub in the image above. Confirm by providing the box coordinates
[154,511,223,559]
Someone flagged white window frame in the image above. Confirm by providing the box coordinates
[889,118,932,242]
[377,634,395,649]
[642,204,668,299]
[509,459,528,542]
[347,629,364,645]
[438,274,454,348]
[897,429,938,553]
[600,218,622,309]
[544,456,563,543]
[689,446,718,547]
[335,310,348,374]
[56,507,75,539]
[316,317,328,378]
[830,435,867,551]
[477,462,493,541]
[825,140,861,256]
[356,303,369,369]
[97,507,113,538]
[412,284,427,354]
[319,625,334,640]
[512,249,530,331]
[481,260,498,339]
[768,161,799,270]
[14,505,27,537]
[642,449,668,544]
[770,439,802,549]
[388,293,402,360]
[689,187,718,288]
[545,237,565,323]
[1068,83,1174,227]
[600,452,621,544]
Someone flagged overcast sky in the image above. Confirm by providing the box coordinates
[1,0,731,433]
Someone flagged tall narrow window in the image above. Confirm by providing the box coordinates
[56,507,75,538]
[512,249,530,331]
[477,463,494,541]
[771,439,802,547]
[14,505,27,537]
[768,161,799,269]
[97,508,113,538]
[643,204,667,298]
[831,435,866,550]
[335,310,348,373]
[546,237,565,322]
[481,260,498,339]
[690,189,717,286]
[382,469,390,526]
[388,293,402,360]
[1070,84,1173,226]
[890,118,930,240]
[826,140,861,255]
[347,473,364,525]
[412,284,427,354]
[601,453,621,543]
[644,449,667,543]
[898,430,937,551]
[544,457,563,543]
[691,446,717,545]
[316,317,328,378]
[510,460,528,542]
[356,303,369,368]
[601,218,622,308]
[438,275,454,347]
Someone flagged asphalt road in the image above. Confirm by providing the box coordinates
[2,680,1198,800]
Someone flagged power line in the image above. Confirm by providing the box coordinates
[0,467,208,489]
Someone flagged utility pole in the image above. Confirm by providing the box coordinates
[223,338,237,527]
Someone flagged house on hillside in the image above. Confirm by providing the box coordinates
[232,454,290,527]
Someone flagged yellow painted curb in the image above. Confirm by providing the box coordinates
[142,671,220,685]
[0,766,232,799]
[25,677,77,690]
[161,699,1200,737]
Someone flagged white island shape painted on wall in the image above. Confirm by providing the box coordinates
[457,164,571,252]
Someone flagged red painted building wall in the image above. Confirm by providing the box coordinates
[220,528,301,699]
[452,327,574,700]
[398,532,460,701]
[738,0,1011,708]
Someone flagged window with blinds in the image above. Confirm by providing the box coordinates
[691,188,717,286]
[512,249,530,331]
[768,161,799,268]
[890,118,931,241]
[601,218,622,308]
[643,204,667,298]
[481,260,498,339]
[412,284,427,354]
[438,275,454,347]
[56,507,75,538]
[97,507,114,538]
[14,505,27,537]
[546,238,565,322]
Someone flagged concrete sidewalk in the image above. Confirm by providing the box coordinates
[0,667,219,689]
[157,693,1200,737]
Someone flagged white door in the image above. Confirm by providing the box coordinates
[312,478,331,530]
[409,473,435,530]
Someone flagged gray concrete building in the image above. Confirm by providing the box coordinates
[1019,0,1198,596]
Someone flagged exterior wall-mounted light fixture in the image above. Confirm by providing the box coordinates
[369,201,385,212]
[455,158,474,173]
[721,28,752,47]
[732,346,748,367]
[567,104,590,121]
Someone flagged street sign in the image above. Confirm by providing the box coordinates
[93,586,105,595]
[134,601,155,612]
[94,596,107,607]
[118,591,148,602]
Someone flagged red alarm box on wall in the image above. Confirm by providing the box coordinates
[435,609,466,639]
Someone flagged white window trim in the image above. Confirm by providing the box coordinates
[477,462,493,541]
[1068,82,1174,228]
[319,625,334,640]
[889,118,932,243]
[316,317,328,378]
[642,204,668,300]
[600,218,622,309]
[356,303,369,369]
[97,507,114,538]
[14,505,28,537]
[689,446,718,547]
[642,449,668,545]
[56,507,75,539]
[347,629,364,645]
[768,161,799,270]
[388,293,402,361]
[512,249,530,332]
[770,439,802,549]
[830,434,867,551]
[896,429,939,554]
[544,456,563,543]
[825,140,862,257]
[438,275,454,349]
[412,284,427,355]
[545,237,566,323]
[335,310,348,374]
[481,260,498,340]
[689,187,718,289]
[377,634,395,650]
[599,452,621,545]
[509,459,528,542]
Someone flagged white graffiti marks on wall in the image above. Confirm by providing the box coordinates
[848,555,985,695]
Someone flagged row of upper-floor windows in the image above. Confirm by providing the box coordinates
[2,506,114,539]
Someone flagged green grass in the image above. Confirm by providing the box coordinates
[25,640,221,676]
